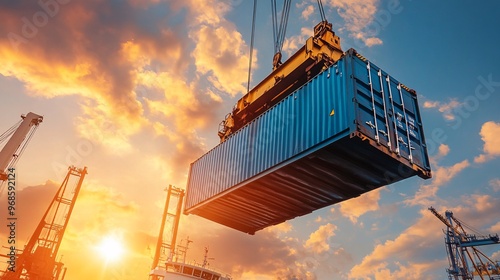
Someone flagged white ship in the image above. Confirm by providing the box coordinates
[150,245,231,280]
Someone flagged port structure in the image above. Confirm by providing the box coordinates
[0,166,87,280]
[150,185,184,280]
[429,207,500,280]
[0,112,43,183]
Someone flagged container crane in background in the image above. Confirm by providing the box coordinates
[0,166,87,280]
[150,185,184,279]
[429,207,500,280]
[150,185,231,280]
[0,112,43,183]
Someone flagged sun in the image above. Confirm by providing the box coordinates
[97,235,125,262]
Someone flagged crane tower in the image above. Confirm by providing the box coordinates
[150,185,184,280]
[0,112,43,182]
[429,207,500,280]
[1,166,87,280]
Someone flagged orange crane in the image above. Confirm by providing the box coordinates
[150,185,184,280]
[429,207,500,279]
[0,112,43,182]
[1,166,87,280]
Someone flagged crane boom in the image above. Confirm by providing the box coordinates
[1,166,87,280]
[429,207,500,279]
[0,112,43,180]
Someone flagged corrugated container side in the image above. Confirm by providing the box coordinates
[185,49,431,234]
[186,58,349,209]
[185,58,352,210]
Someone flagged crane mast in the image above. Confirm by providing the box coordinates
[0,112,43,181]
[1,166,87,280]
[429,207,500,280]
[150,185,184,280]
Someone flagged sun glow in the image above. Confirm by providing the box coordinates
[97,235,125,262]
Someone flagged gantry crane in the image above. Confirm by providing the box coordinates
[149,186,231,280]
[0,112,43,182]
[429,207,500,280]
[150,185,184,280]
[1,166,87,280]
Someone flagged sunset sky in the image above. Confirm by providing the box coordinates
[1,0,500,279]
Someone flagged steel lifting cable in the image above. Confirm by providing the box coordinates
[0,120,22,144]
[317,0,327,22]
[247,0,257,93]
[454,216,486,237]
[277,0,291,54]
[7,123,39,170]
[271,0,291,55]
[271,0,278,54]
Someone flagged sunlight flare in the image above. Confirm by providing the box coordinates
[97,235,125,262]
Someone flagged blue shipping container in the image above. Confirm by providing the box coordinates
[185,49,431,234]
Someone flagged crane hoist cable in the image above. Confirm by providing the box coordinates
[271,0,292,70]
[247,0,257,93]
[0,120,22,144]
[317,0,327,22]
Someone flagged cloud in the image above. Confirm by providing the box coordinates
[305,223,337,254]
[474,121,500,163]
[339,188,382,223]
[301,4,315,20]
[183,221,311,279]
[490,179,500,192]
[177,216,349,279]
[190,0,255,97]
[350,194,500,280]
[325,0,382,47]
[423,98,462,121]
[282,27,313,56]
[490,221,500,233]
[0,181,59,243]
[405,144,469,206]
[0,0,187,151]
[267,221,293,234]
[364,37,383,47]
[429,144,450,165]
[406,159,469,206]
[0,0,252,183]
[349,208,448,280]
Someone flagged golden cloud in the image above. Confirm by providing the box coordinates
[474,121,500,163]
[191,23,254,96]
[349,208,445,279]
[0,180,59,244]
[339,188,382,223]
[406,144,470,206]
[423,98,462,121]
[305,223,337,254]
